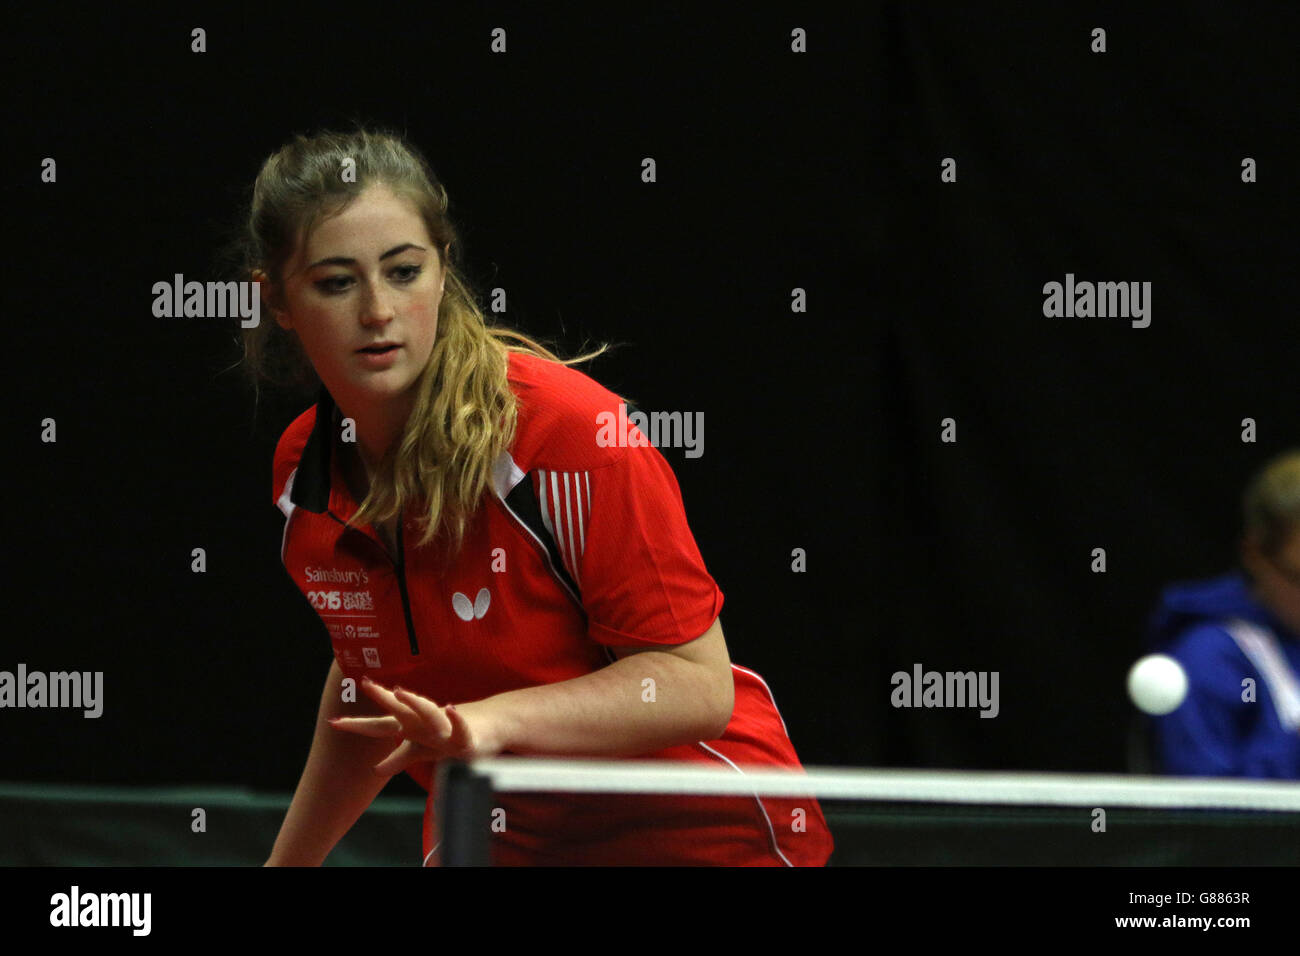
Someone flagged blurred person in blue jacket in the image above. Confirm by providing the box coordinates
[1144,449,1300,778]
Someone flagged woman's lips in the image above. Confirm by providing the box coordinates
[356,345,401,368]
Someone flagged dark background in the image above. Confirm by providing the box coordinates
[3,2,1295,805]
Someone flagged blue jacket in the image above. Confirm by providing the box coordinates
[1145,572,1300,778]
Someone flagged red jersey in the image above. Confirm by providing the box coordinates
[272,350,833,865]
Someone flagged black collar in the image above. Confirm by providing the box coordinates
[289,384,337,514]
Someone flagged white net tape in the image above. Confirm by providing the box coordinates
[465,758,1300,811]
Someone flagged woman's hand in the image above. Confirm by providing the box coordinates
[329,677,503,776]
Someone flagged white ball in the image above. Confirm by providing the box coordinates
[1127,654,1189,715]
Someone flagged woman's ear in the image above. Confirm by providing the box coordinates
[252,269,290,329]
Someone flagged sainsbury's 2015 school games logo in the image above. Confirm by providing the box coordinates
[304,566,370,586]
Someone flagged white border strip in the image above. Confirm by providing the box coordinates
[466,758,1300,811]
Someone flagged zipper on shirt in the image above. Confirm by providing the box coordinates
[326,508,420,657]
[393,514,420,657]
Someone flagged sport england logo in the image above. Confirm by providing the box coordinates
[452,588,491,621]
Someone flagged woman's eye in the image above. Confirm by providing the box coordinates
[315,276,351,294]
[314,265,420,294]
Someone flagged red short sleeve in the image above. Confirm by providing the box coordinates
[573,443,724,648]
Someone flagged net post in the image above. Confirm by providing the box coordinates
[435,760,494,866]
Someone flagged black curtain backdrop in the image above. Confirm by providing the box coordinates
[883,2,1297,772]
[3,2,1295,805]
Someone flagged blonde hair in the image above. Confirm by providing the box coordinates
[1242,449,1300,559]
[231,126,612,558]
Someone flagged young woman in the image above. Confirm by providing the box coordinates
[238,127,834,865]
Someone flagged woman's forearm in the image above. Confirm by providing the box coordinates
[462,652,730,758]
[265,659,396,866]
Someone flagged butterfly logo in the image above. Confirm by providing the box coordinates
[452,587,491,622]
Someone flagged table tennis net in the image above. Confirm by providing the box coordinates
[433,759,1300,865]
